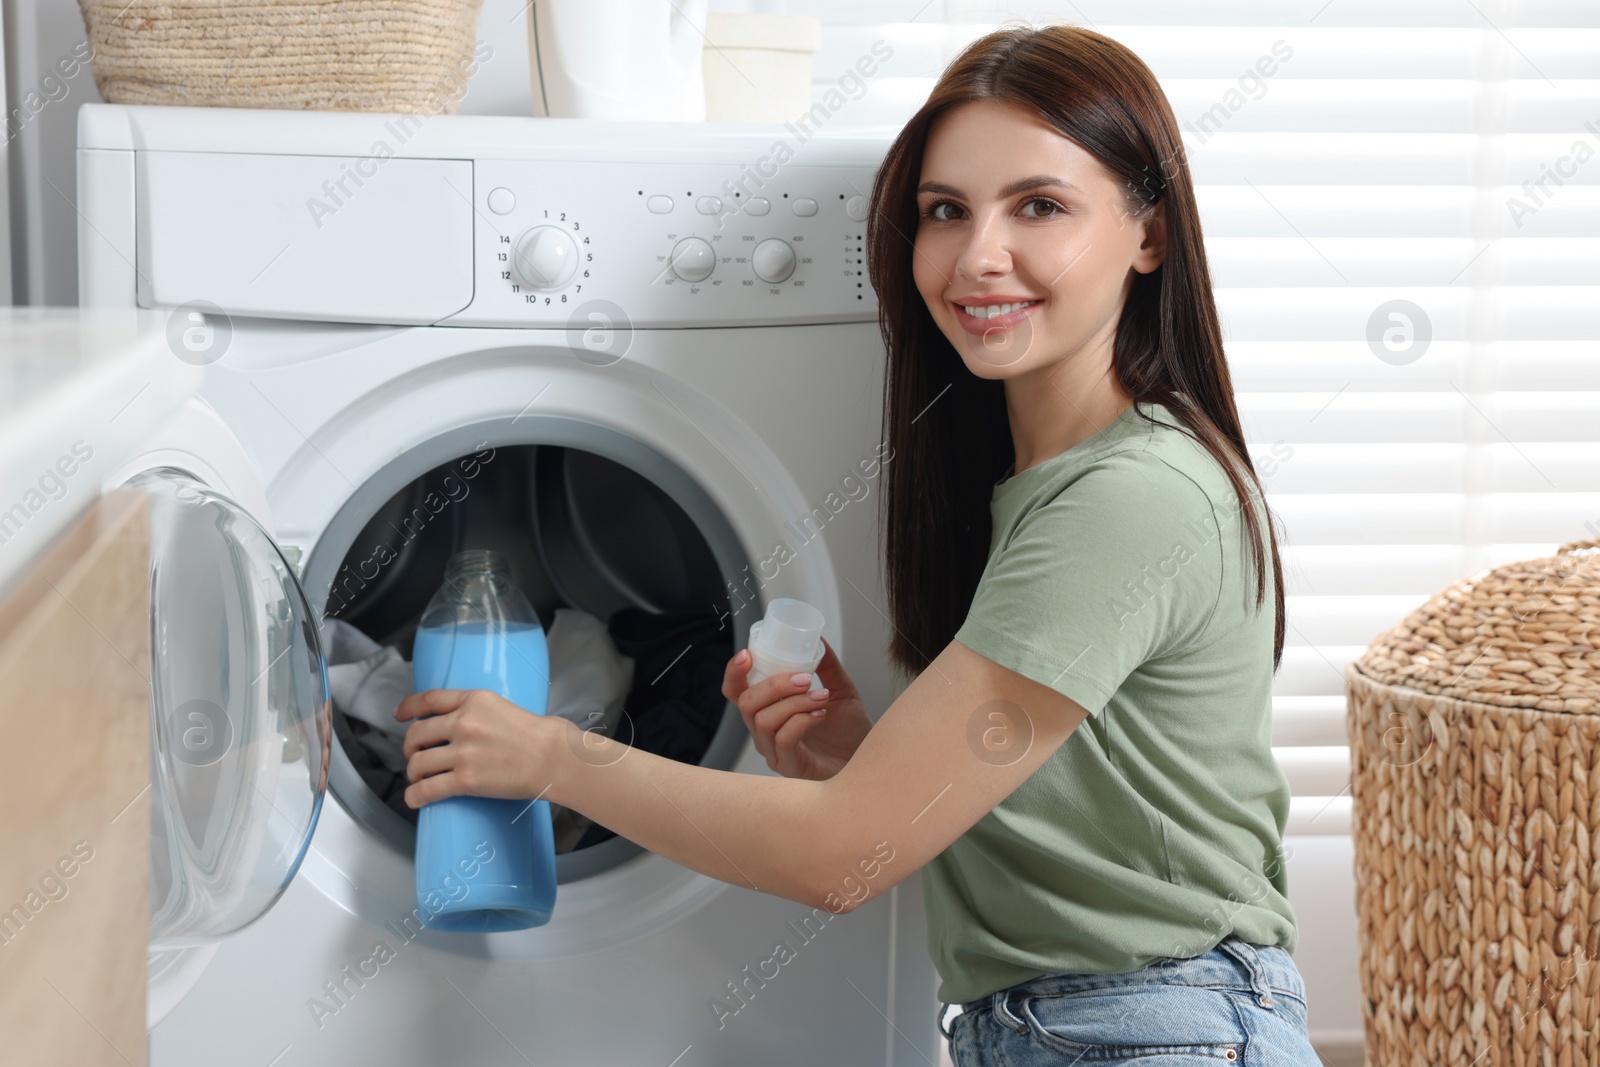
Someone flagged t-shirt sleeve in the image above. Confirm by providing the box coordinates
[953,451,1225,715]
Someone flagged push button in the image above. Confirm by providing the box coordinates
[791,197,818,217]
[487,187,516,215]
[845,195,868,221]
[647,195,674,214]
[745,197,770,216]
[696,196,722,214]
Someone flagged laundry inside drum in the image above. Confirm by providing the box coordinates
[319,443,742,869]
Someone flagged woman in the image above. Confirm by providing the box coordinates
[396,24,1318,1065]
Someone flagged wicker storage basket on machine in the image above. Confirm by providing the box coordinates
[1346,538,1600,1066]
[77,0,484,113]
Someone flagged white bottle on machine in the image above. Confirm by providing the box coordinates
[745,598,826,692]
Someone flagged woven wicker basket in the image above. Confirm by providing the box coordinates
[78,0,485,113]
[1346,538,1600,1066]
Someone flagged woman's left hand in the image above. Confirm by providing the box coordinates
[394,689,561,809]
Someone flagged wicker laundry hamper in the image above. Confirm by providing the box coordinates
[1345,538,1600,1067]
[77,0,485,113]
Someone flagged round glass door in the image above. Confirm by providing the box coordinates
[134,468,330,950]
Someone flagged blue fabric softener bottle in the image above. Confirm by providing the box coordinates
[411,549,556,931]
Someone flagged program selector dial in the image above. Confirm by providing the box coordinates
[751,238,796,284]
[512,226,580,290]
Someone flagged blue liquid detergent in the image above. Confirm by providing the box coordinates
[411,620,556,931]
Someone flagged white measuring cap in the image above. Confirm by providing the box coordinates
[746,598,826,686]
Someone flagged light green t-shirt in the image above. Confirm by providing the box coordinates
[924,399,1296,1005]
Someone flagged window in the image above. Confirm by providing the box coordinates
[798,0,1598,830]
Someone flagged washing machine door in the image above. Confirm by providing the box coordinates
[133,465,330,952]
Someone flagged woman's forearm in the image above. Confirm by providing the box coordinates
[544,720,835,907]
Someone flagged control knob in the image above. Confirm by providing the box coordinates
[512,226,580,290]
[751,239,796,284]
[669,237,716,283]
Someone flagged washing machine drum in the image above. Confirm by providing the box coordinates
[314,442,740,863]
[531,446,723,620]
[328,445,724,637]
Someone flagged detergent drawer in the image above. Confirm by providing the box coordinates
[136,150,475,325]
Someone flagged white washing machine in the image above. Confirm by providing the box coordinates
[78,103,937,1066]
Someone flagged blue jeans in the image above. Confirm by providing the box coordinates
[939,937,1319,1065]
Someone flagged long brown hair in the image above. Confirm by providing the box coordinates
[869,24,1285,675]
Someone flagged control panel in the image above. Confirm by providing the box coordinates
[447,159,877,329]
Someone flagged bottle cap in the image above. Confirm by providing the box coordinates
[445,549,510,577]
[751,598,825,663]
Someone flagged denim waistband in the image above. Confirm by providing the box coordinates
[955,937,1305,1017]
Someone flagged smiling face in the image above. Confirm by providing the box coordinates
[912,99,1165,379]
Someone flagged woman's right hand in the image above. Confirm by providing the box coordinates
[722,637,874,781]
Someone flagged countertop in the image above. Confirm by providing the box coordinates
[0,308,200,597]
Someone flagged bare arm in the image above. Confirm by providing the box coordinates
[397,639,1088,912]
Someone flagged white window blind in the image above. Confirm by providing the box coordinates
[795,0,1600,837]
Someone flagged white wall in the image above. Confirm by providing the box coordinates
[0,2,11,304]
[3,0,100,305]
